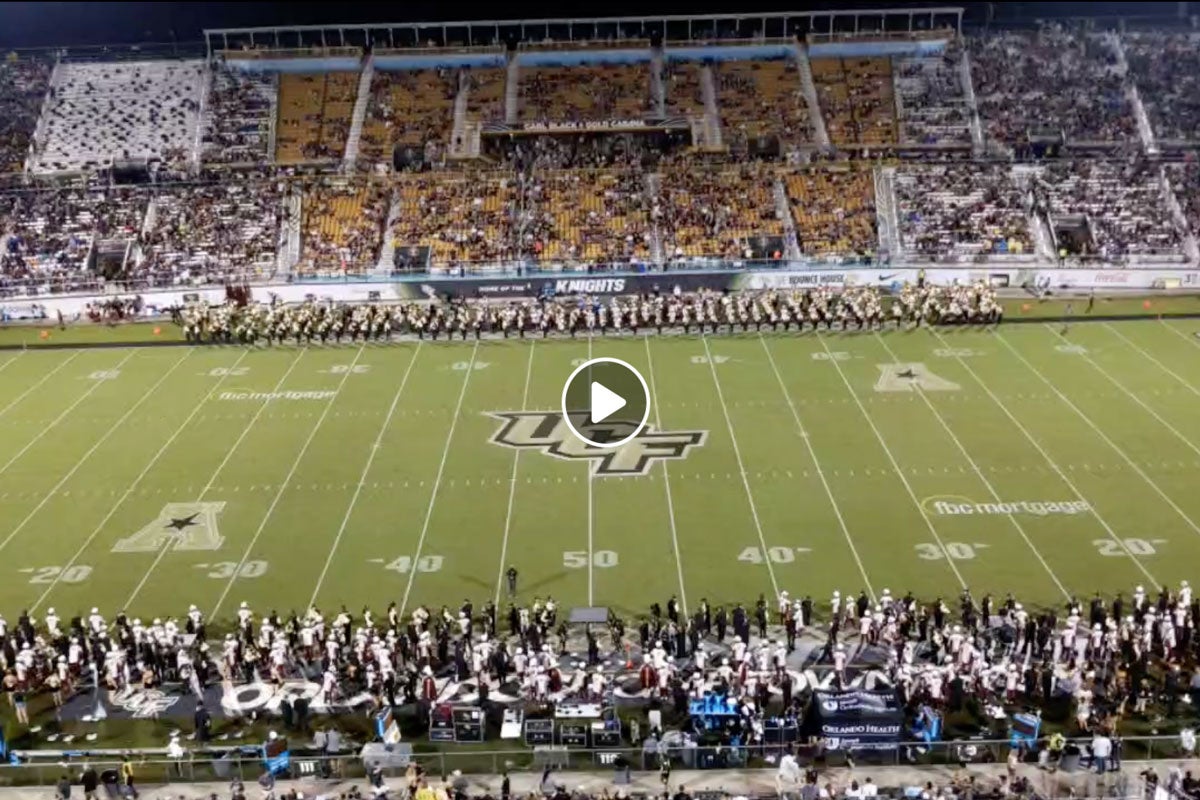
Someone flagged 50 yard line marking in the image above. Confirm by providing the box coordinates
[815,333,968,589]
[308,343,423,607]
[0,350,147,555]
[936,331,1161,587]
[30,349,250,610]
[206,346,361,617]
[399,340,480,617]
[645,336,688,614]
[874,333,1070,600]
[760,334,875,603]
[701,335,779,598]
[494,340,536,607]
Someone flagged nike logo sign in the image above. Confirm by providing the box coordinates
[878,273,899,282]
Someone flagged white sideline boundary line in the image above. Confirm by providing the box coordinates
[874,333,1071,600]
[0,350,184,556]
[204,346,358,617]
[1046,324,1200,462]
[932,328,1161,587]
[0,352,130,480]
[493,340,537,608]
[759,333,876,604]
[645,335,689,615]
[996,329,1200,545]
[1105,323,1200,400]
[31,349,250,610]
[0,351,75,422]
[701,335,779,598]
[308,343,423,607]
[398,339,479,616]
[815,333,968,589]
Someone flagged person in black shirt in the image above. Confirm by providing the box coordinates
[500,772,510,800]
[505,566,518,597]
[80,765,98,800]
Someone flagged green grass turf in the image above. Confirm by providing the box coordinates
[1,319,1200,628]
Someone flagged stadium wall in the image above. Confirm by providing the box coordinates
[2,267,1198,322]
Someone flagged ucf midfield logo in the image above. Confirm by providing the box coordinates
[488,411,706,476]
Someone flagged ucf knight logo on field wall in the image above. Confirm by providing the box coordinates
[488,411,706,476]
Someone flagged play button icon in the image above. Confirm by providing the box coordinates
[562,357,650,448]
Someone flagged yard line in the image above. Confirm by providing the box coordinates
[0,350,186,555]
[644,336,689,614]
[1046,324,1200,461]
[0,351,127,479]
[996,330,1200,544]
[874,334,1070,600]
[815,334,968,588]
[0,350,25,378]
[30,350,250,610]
[203,347,358,617]
[930,328,1161,586]
[700,335,779,598]
[759,334,875,603]
[399,340,480,616]
[1104,323,1200,399]
[1159,318,1200,351]
[494,341,537,607]
[586,334,594,606]
[0,351,75,421]
[308,343,423,607]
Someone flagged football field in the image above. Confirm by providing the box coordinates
[2,318,1200,624]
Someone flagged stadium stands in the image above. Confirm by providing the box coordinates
[783,167,878,257]
[518,64,651,127]
[811,57,898,147]
[893,165,1033,258]
[275,71,359,164]
[0,55,52,173]
[658,165,783,259]
[29,60,204,173]
[391,173,517,264]
[968,26,1135,146]
[299,180,391,269]
[894,44,973,146]
[663,62,705,117]
[201,62,278,165]
[521,169,652,262]
[359,68,458,166]
[1124,31,1200,144]
[137,183,283,280]
[714,59,814,151]
[462,66,507,125]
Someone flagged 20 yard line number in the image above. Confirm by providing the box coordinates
[1094,538,1163,557]
[21,565,92,584]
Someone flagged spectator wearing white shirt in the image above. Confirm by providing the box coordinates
[776,748,802,799]
[861,779,878,799]
[1091,732,1113,774]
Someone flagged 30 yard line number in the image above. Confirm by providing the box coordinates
[915,542,987,560]
[195,561,268,579]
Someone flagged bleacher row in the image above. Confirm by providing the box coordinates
[5,25,1200,175]
[3,160,1200,293]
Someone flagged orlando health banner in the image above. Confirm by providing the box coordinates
[804,689,904,751]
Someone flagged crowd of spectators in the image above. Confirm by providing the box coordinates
[1035,160,1184,260]
[298,180,391,270]
[714,59,814,154]
[894,164,1033,259]
[275,72,357,164]
[657,164,783,259]
[783,167,878,258]
[663,62,705,117]
[136,182,283,281]
[0,55,52,174]
[391,174,517,265]
[29,59,204,173]
[201,62,277,165]
[518,64,652,128]
[520,169,652,262]
[811,57,898,147]
[359,68,458,166]
[462,67,507,126]
[968,26,1134,146]
[895,43,973,146]
[1124,31,1200,143]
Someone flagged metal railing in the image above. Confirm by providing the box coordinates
[0,734,1193,787]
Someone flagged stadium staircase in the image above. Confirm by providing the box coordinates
[650,46,666,117]
[699,65,724,150]
[278,188,302,273]
[794,44,831,149]
[646,173,665,264]
[266,73,280,160]
[374,189,402,274]
[190,60,213,170]
[505,55,520,125]
[1015,165,1059,262]
[774,178,802,260]
[448,72,481,160]
[958,46,985,156]
[874,166,903,260]
[25,58,63,174]
[1108,33,1159,154]
[344,54,374,170]
[1160,166,1200,264]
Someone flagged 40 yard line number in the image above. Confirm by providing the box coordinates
[739,546,812,564]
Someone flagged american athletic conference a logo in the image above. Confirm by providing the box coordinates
[487,411,706,476]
